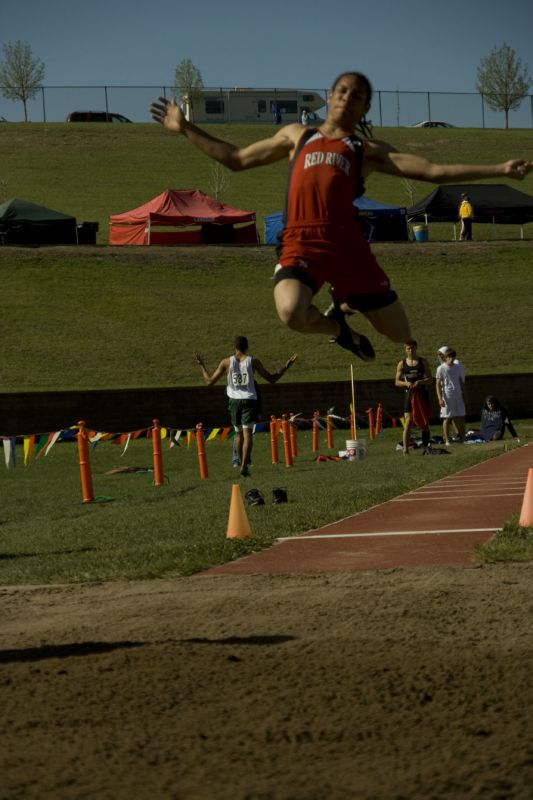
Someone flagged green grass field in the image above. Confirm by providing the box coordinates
[0,123,532,583]
[0,241,531,391]
[1,426,530,586]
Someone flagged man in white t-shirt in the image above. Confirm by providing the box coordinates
[436,349,466,445]
[436,345,464,439]
[194,337,297,476]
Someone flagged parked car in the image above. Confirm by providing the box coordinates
[410,120,454,128]
[66,111,132,123]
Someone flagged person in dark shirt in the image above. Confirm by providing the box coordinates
[395,340,433,455]
[480,395,517,441]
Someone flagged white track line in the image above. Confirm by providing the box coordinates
[394,492,524,501]
[407,488,524,494]
[277,527,498,541]
[421,479,525,485]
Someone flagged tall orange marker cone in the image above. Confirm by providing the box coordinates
[196,422,208,479]
[519,468,533,527]
[226,484,252,540]
[270,415,279,464]
[152,419,165,486]
[77,420,95,503]
[281,414,293,468]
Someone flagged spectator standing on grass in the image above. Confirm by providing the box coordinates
[459,193,474,241]
[194,337,297,477]
[437,345,463,438]
[395,340,433,455]
[436,349,466,445]
[300,108,309,126]
[150,73,531,362]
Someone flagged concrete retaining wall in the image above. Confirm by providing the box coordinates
[1,374,531,436]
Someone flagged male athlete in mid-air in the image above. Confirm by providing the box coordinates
[150,72,532,361]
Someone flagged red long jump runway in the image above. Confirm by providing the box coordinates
[206,444,532,575]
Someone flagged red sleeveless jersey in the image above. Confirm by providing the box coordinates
[283,130,365,230]
[276,129,393,301]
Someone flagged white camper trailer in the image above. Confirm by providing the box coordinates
[182,88,326,124]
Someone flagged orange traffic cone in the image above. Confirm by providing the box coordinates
[518,468,533,527]
[226,484,252,540]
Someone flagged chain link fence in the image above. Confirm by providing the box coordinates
[1,85,532,128]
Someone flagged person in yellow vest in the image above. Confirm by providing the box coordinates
[459,193,474,240]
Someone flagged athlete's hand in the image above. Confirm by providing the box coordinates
[285,353,298,369]
[193,351,204,367]
[502,159,533,180]
[150,97,187,133]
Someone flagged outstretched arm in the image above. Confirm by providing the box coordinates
[150,97,298,171]
[193,352,228,385]
[253,353,298,384]
[364,139,532,183]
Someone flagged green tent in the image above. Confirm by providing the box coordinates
[0,198,78,245]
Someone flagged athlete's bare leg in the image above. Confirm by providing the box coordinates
[443,418,451,445]
[241,428,253,474]
[274,278,375,361]
[402,412,413,454]
[235,430,243,464]
[274,279,337,335]
[361,298,411,343]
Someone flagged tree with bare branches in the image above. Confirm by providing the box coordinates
[0,41,45,122]
[476,43,531,129]
[173,59,204,122]
[208,162,231,201]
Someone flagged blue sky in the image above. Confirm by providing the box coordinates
[1,0,532,123]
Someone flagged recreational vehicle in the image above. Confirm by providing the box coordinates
[182,88,326,124]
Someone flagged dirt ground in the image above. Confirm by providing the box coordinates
[2,564,533,800]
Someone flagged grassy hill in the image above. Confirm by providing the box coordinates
[1,241,532,391]
[0,123,532,391]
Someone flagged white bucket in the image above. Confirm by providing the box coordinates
[346,438,367,461]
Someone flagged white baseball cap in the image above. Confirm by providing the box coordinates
[438,346,449,355]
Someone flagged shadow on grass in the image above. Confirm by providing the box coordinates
[0,546,98,561]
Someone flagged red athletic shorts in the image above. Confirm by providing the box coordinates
[273,223,397,311]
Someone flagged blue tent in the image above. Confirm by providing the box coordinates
[264,197,408,244]
[264,211,284,245]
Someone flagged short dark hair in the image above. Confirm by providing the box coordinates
[234,336,248,352]
[405,339,417,348]
[331,71,373,104]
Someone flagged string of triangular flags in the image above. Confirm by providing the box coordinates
[0,407,397,469]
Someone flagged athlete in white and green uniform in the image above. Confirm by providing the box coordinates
[194,337,297,477]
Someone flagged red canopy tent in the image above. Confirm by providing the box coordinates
[109,189,258,246]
